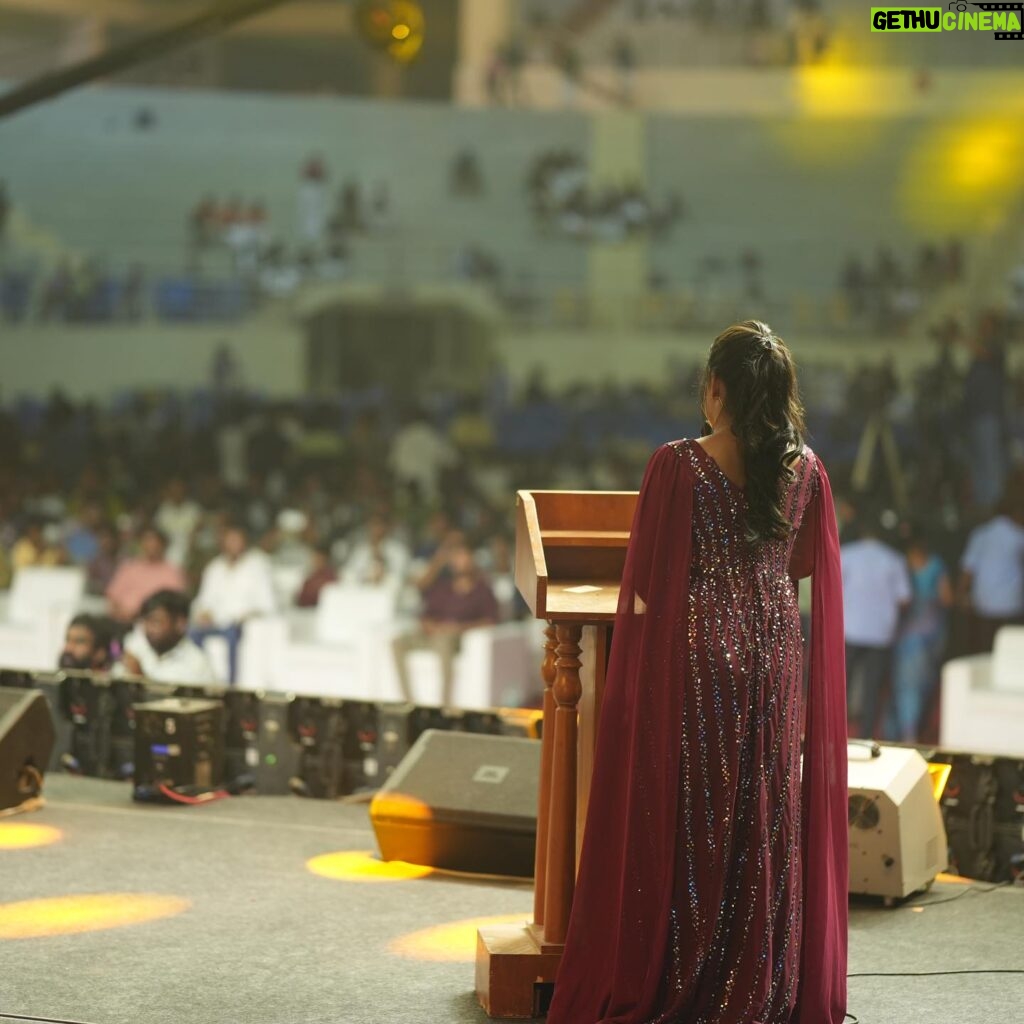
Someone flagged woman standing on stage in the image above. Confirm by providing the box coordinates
[546,322,848,1024]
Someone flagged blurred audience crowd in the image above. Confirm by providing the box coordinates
[839,239,965,335]
[527,150,684,242]
[1,313,1022,738]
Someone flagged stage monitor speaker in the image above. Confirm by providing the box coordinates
[939,752,1024,882]
[370,729,539,877]
[847,742,948,900]
[255,693,302,795]
[0,686,56,811]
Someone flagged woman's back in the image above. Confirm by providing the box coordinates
[546,323,848,1024]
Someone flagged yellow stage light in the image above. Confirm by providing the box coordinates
[388,913,532,962]
[0,893,189,940]
[900,115,1024,230]
[306,849,433,883]
[0,823,62,850]
[357,1,424,63]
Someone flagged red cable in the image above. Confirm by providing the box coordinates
[157,783,230,805]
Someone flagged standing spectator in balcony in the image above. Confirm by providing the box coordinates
[298,154,329,246]
[191,521,277,683]
[188,195,217,270]
[296,543,338,608]
[391,535,499,706]
[451,149,484,197]
[342,512,410,588]
[106,525,186,624]
[37,260,73,322]
[121,589,216,684]
[841,512,912,737]
[154,477,203,568]
[553,39,581,107]
[840,254,868,319]
[120,263,146,321]
[959,498,1024,654]
[611,35,636,104]
[211,343,242,393]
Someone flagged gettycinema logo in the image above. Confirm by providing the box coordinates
[870,2,1024,39]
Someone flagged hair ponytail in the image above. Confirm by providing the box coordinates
[701,320,805,544]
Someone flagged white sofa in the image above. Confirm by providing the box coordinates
[0,567,87,669]
[235,582,540,709]
[940,626,1024,757]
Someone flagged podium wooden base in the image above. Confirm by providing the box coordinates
[475,922,563,1019]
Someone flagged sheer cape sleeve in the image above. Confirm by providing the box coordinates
[546,442,696,1024]
[794,454,849,1024]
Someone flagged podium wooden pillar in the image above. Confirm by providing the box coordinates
[476,488,637,1019]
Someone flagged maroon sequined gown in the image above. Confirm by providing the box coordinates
[545,439,848,1024]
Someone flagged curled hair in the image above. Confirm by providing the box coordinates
[701,320,806,544]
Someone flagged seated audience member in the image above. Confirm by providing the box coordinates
[342,512,409,587]
[191,522,276,683]
[392,535,499,706]
[63,501,103,565]
[59,613,114,672]
[121,589,217,684]
[12,517,64,569]
[296,544,338,608]
[106,525,186,623]
[86,523,120,596]
[154,477,203,567]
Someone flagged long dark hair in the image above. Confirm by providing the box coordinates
[701,320,806,544]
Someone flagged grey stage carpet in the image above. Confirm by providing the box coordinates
[1,776,1021,1024]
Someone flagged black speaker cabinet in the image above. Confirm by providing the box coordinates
[0,686,56,810]
[370,729,539,877]
[939,752,1024,882]
[0,670,70,771]
[256,693,302,795]
[133,697,224,790]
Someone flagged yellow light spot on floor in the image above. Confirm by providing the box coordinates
[306,849,434,883]
[388,913,533,962]
[0,823,63,850]
[0,893,190,940]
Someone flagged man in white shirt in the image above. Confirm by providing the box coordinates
[154,478,203,568]
[841,518,912,738]
[121,589,217,684]
[959,507,1024,653]
[342,513,410,588]
[388,412,457,503]
[191,523,276,683]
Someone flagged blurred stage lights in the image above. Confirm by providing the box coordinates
[357,0,425,63]
[900,114,1024,230]
[0,893,190,940]
[0,823,63,850]
[388,913,533,962]
[306,849,434,882]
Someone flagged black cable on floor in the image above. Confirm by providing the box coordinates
[0,1014,98,1024]
[900,879,1014,908]
[849,968,1024,978]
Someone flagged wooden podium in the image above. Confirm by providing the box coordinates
[476,488,637,1019]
